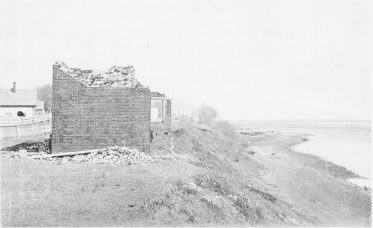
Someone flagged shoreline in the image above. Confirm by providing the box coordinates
[239,124,371,189]
[289,133,371,189]
[246,132,371,226]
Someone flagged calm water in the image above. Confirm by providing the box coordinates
[232,120,371,187]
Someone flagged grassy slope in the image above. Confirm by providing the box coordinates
[140,125,312,226]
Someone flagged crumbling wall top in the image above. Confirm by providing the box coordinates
[151,92,165,97]
[54,60,142,88]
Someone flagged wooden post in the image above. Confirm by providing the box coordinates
[16,125,19,137]
[163,98,166,123]
[32,118,35,135]
[46,148,106,157]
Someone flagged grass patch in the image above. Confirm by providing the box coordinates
[136,171,287,226]
[193,173,232,197]
[233,194,265,223]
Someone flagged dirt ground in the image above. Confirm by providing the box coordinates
[1,129,371,226]
[1,142,204,226]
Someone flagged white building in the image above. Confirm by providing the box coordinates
[0,82,44,117]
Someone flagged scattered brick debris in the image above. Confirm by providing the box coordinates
[9,145,155,166]
[3,142,50,153]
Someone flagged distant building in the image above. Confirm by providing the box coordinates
[0,82,44,117]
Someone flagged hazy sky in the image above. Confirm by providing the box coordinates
[0,0,371,120]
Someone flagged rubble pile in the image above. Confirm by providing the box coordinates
[3,142,50,153]
[61,146,154,165]
[10,145,155,165]
[55,61,139,88]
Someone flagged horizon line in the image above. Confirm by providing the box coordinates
[227,119,371,122]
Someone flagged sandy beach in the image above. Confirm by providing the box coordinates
[292,134,371,189]
[244,133,371,226]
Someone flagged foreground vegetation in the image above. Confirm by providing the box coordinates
[139,124,309,226]
[1,123,370,226]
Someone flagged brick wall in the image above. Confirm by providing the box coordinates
[52,64,151,153]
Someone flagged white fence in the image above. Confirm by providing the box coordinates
[0,114,52,138]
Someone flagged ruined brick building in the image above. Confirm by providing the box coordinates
[151,92,171,131]
[52,61,171,154]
